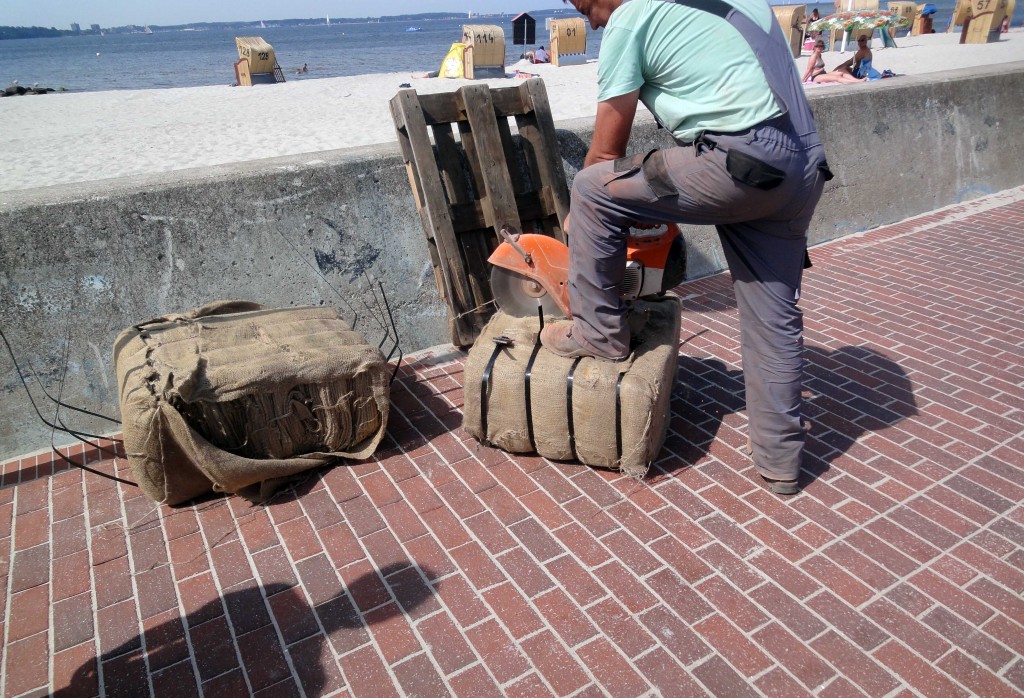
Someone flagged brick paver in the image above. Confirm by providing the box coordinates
[2,188,1023,696]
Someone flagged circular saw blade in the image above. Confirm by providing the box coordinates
[490,266,565,318]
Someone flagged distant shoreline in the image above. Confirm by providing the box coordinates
[0,11,563,40]
[1,28,1020,194]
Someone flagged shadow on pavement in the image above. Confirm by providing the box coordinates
[55,562,437,697]
[659,344,918,488]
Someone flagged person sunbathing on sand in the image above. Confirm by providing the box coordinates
[801,39,867,84]
[836,35,872,78]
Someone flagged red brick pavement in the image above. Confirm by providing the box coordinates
[2,189,1023,696]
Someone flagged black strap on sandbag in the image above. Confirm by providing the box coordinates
[524,344,542,451]
[524,307,546,452]
[481,335,512,442]
[566,357,583,461]
[615,373,625,462]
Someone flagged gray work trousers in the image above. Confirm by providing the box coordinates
[568,120,826,481]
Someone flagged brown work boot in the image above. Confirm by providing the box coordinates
[760,475,800,496]
[540,320,627,361]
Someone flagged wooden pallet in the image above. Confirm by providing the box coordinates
[390,79,571,347]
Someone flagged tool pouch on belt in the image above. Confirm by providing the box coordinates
[725,149,786,190]
[611,150,679,199]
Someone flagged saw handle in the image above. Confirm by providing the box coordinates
[500,225,532,265]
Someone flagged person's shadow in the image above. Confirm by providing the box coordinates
[658,344,918,488]
[56,562,437,697]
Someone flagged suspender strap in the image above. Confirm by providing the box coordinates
[480,335,512,442]
[662,0,825,142]
[671,0,731,19]
[668,0,788,117]
[566,357,583,461]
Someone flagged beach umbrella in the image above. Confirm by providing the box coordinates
[807,9,911,34]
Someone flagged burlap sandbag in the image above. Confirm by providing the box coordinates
[114,301,390,505]
[463,296,680,477]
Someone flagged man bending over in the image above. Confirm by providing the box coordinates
[540,0,832,494]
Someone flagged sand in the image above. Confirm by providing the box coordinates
[1,29,1021,194]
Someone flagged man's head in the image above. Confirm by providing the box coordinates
[563,0,623,29]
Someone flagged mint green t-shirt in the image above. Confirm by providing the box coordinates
[597,0,783,143]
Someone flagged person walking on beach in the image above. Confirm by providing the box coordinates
[806,8,822,40]
[540,0,831,494]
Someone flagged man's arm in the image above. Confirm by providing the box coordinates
[584,90,641,168]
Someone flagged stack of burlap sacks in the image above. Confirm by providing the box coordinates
[463,297,681,477]
[114,301,391,505]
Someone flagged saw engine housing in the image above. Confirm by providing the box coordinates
[488,224,686,318]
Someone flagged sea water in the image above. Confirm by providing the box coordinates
[0,13,593,93]
[0,3,962,94]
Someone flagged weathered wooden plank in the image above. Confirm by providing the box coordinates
[389,90,478,346]
[417,88,530,126]
[515,78,570,243]
[497,117,528,199]
[431,108,493,335]
[391,95,442,271]
[454,119,497,295]
[458,84,523,239]
[450,192,548,234]
[461,230,496,309]
[432,123,470,206]
[389,93,424,216]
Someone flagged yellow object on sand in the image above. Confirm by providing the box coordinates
[438,43,466,79]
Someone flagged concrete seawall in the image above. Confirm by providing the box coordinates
[2,62,1022,460]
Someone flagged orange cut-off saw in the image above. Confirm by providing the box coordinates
[487,223,687,318]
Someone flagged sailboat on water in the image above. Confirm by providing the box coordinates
[142,25,153,34]
[326,13,331,26]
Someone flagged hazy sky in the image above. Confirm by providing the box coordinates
[0,1,570,28]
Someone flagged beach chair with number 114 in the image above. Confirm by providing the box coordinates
[462,25,505,79]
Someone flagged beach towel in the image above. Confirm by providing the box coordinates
[438,43,466,78]
[114,301,391,505]
[855,58,882,80]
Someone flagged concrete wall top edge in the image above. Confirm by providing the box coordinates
[3,60,1022,212]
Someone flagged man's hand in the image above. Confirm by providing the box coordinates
[584,90,640,168]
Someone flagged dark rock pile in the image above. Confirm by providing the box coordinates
[2,85,64,97]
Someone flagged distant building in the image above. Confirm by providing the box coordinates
[70,23,81,33]
[90,24,101,33]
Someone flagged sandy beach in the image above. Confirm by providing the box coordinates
[1,29,1022,194]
